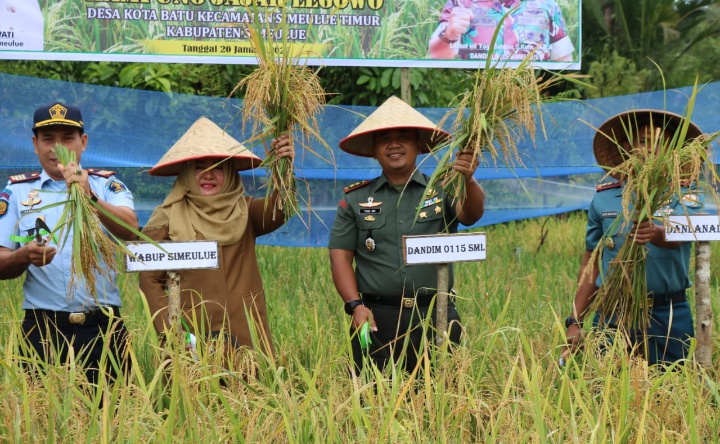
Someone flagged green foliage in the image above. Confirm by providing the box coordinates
[322,66,470,107]
[581,48,650,99]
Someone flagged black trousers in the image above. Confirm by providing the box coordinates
[350,300,462,376]
[21,308,130,385]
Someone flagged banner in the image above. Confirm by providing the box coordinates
[0,0,581,70]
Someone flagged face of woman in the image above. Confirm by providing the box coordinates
[194,158,225,196]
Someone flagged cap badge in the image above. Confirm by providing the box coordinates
[48,104,68,121]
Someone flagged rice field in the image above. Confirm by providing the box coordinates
[2,211,720,443]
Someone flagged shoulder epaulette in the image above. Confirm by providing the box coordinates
[9,172,40,184]
[343,180,371,194]
[87,168,116,178]
[596,182,621,192]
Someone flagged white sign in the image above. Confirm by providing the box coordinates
[665,215,720,242]
[125,240,219,272]
[403,232,486,265]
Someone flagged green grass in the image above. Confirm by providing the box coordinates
[2,212,720,442]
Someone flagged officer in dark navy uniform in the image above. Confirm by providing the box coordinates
[0,102,139,384]
[329,96,486,375]
[563,109,705,366]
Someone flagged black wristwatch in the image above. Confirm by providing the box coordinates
[565,316,582,328]
[344,299,364,315]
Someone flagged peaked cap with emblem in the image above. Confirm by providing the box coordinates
[32,102,84,131]
[149,116,262,176]
[593,109,703,179]
[339,96,450,157]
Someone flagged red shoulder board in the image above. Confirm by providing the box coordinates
[87,168,116,178]
[9,172,40,183]
[343,180,371,194]
[596,182,621,192]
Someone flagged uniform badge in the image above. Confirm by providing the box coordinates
[419,211,428,219]
[365,235,376,252]
[364,215,376,222]
[425,188,437,198]
[434,205,442,215]
[21,190,41,207]
[359,197,382,215]
[605,237,615,251]
[0,199,8,219]
[107,180,127,193]
[359,197,382,208]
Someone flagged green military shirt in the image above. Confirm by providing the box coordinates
[329,170,459,298]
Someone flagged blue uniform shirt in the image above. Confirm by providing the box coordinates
[0,169,134,311]
[586,181,704,295]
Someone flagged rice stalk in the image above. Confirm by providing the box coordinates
[421,12,565,209]
[52,144,120,301]
[230,6,331,223]
[587,85,720,334]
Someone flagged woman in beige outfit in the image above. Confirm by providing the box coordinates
[139,117,293,360]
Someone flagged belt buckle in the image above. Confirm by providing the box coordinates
[68,312,86,324]
[402,298,415,308]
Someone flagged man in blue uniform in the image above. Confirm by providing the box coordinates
[329,96,486,375]
[0,102,139,384]
[563,109,704,365]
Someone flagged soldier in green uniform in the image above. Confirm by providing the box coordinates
[328,96,486,375]
[562,109,704,366]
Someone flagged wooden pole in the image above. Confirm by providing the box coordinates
[400,67,411,105]
[436,263,449,345]
[694,241,713,367]
[167,270,182,335]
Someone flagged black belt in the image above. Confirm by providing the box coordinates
[25,306,121,326]
[361,294,434,308]
[648,291,687,308]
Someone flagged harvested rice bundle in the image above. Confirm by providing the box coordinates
[232,8,329,222]
[52,144,120,299]
[424,33,563,207]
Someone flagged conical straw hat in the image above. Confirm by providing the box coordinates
[593,109,703,178]
[339,96,450,157]
[149,117,262,176]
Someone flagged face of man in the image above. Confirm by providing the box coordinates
[33,126,88,180]
[371,128,420,181]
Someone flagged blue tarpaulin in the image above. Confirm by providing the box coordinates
[2,73,719,247]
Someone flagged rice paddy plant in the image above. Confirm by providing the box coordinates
[422,43,565,214]
[50,144,121,299]
[2,214,720,441]
[232,5,331,223]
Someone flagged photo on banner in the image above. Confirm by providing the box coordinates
[0,0,580,70]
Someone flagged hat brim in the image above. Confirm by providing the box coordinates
[148,155,261,176]
[32,120,84,130]
[592,109,703,177]
[339,126,450,157]
[149,116,262,176]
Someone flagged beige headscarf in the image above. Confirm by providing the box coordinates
[145,159,248,245]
